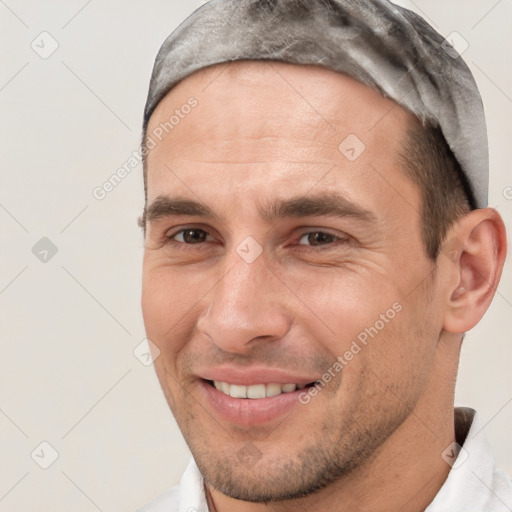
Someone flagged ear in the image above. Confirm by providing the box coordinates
[442,208,507,333]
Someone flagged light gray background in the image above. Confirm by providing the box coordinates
[0,1,511,511]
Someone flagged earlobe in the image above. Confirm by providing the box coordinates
[443,208,507,334]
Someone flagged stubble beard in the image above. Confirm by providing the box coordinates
[175,384,415,504]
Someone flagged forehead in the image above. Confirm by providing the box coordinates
[145,61,419,214]
[148,60,415,139]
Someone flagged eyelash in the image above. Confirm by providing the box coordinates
[164,227,347,252]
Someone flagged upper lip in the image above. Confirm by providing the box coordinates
[197,365,318,386]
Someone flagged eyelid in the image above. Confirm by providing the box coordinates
[296,228,345,242]
[292,229,350,252]
[165,222,215,236]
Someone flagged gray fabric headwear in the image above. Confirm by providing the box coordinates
[143,0,488,209]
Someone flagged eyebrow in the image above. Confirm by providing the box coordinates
[142,192,376,226]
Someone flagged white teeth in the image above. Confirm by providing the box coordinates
[266,383,282,397]
[229,384,247,398]
[212,381,301,399]
[247,384,266,399]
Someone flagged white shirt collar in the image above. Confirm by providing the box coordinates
[426,407,512,511]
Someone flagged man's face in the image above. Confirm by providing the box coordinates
[142,61,446,501]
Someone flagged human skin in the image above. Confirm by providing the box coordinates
[141,61,506,512]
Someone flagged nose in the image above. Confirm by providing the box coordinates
[195,248,291,355]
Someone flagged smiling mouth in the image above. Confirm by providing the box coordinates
[207,380,317,399]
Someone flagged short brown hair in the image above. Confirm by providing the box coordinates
[398,122,473,260]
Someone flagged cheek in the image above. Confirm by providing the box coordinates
[360,291,439,404]
[302,269,432,388]
[141,264,199,360]
[141,273,168,340]
[141,268,200,406]
[293,268,402,346]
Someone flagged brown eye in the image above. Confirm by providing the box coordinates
[169,228,211,244]
[298,231,340,247]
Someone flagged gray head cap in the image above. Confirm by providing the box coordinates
[143,0,488,209]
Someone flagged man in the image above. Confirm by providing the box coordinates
[137,1,511,511]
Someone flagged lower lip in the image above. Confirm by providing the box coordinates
[198,380,308,426]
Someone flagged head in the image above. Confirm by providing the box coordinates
[140,60,506,501]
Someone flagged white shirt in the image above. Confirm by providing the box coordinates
[136,408,512,512]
